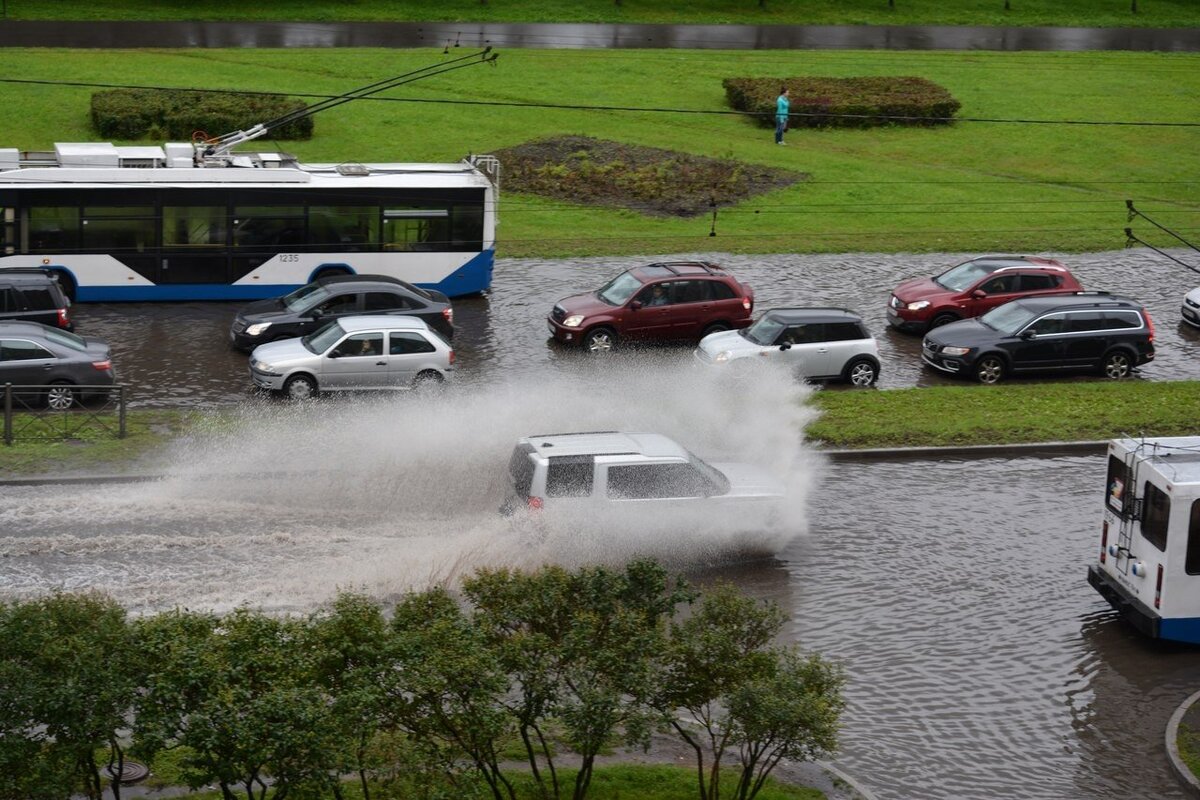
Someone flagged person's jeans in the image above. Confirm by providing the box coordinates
[775,117,787,143]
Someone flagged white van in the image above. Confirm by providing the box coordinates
[1088,435,1200,643]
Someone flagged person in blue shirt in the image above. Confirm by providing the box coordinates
[775,87,790,145]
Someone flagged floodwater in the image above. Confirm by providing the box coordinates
[2,436,1198,798]
[70,248,1200,407]
[2,21,1199,52]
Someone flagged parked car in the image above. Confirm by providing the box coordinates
[921,292,1155,384]
[230,274,453,351]
[248,316,454,400]
[547,261,754,353]
[0,268,73,330]
[503,430,784,520]
[1182,286,1200,329]
[888,255,1081,334]
[0,321,114,409]
[694,307,881,386]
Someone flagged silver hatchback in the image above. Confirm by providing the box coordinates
[249,316,454,400]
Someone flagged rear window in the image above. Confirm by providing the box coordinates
[1141,480,1170,552]
[1106,454,1130,515]
[19,287,56,310]
[508,445,536,500]
[546,456,595,498]
[1187,500,1200,576]
[42,328,86,352]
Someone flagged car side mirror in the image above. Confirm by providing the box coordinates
[630,300,643,310]
[779,342,792,351]
[328,348,343,358]
[971,289,986,299]
[311,308,324,318]
[1020,330,1036,340]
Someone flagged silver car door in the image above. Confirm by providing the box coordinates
[321,332,387,389]
[387,331,437,386]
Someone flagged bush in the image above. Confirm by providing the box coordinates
[91,89,313,141]
[723,76,961,128]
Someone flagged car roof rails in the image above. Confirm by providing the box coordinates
[648,261,722,276]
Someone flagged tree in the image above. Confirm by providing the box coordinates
[464,559,690,800]
[728,649,845,800]
[655,584,784,800]
[133,607,342,800]
[0,593,140,800]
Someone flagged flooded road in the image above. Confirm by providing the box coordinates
[2,441,1197,798]
[72,248,1200,407]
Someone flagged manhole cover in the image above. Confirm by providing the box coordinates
[103,760,149,784]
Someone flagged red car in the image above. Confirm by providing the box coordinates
[548,262,754,353]
[887,255,1082,334]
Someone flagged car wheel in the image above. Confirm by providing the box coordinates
[283,374,317,401]
[583,328,617,354]
[930,313,959,329]
[974,355,1006,385]
[45,382,75,411]
[413,370,445,392]
[703,322,730,337]
[843,358,879,387]
[1101,350,1133,379]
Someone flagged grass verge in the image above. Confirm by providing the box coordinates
[0,48,1197,258]
[1180,723,1200,783]
[4,0,1198,28]
[808,380,1200,449]
[3,380,1196,476]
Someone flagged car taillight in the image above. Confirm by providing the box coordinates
[1144,308,1154,342]
[1155,564,1164,609]
[448,350,456,365]
[528,496,544,511]
[742,296,752,312]
[1100,520,1108,564]
[91,360,111,371]
[442,306,454,323]
[57,308,70,328]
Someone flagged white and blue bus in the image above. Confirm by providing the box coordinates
[0,142,498,301]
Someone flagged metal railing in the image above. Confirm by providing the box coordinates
[3,383,127,444]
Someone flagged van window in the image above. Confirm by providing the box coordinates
[1105,455,1130,515]
[607,463,710,500]
[508,446,536,500]
[1141,481,1170,552]
[546,456,595,498]
[1186,500,1200,576]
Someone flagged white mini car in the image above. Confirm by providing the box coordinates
[1182,286,1200,329]
[694,307,881,386]
[249,315,453,400]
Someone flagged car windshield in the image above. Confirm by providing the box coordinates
[596,271,644,306]
[979,301,1039,335]
[283,283,330,312]
[42,328,87,352]
[741,316,786,346]
[301,320,346,354]
[935,260,996,292]
[687,452,731,496]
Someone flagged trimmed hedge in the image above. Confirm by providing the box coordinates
[493,135,805,217]
[723,76,961,128]
[91,89,313,141]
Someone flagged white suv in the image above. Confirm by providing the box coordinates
[694,307,881,386]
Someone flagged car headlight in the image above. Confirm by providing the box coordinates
[941,346,971,356]
[562,315,585,328]
[714,351,732,364]
[906,300,931,311]
[253,360,276,373]
[246,322,272,336]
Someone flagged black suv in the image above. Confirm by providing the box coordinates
[230,274,453,352]
[0,269,73,331]
[922,292,1155,384]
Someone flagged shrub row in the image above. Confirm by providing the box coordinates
[494,135,805,217]
[723,76,962,128]
[0,560,843,800]
[90,89,313,141]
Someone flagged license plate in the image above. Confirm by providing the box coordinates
[547,321,556,333]
[1185,308,1197,320]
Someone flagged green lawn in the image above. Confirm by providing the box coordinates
[808,380,1200,448]
[3,0,1197,27]
[1,47,1197,258]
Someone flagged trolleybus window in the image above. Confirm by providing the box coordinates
[308,206,377,250]
[1141,481,1170,552]
[1105,455,1130,515]
[1187,500,1200,576]
[164,207,227,248]
[28,207,80,251]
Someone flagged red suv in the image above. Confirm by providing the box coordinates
[887,255,1082,334]
[548,262,754,353]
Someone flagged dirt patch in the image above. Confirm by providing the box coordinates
[493,136,806,217]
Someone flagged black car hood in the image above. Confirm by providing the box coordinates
[924,318,1006,347]
[237,298,288,321]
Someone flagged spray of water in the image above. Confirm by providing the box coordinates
[0,357,822,612]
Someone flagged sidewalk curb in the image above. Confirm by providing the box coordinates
[1166,689,1200,798]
